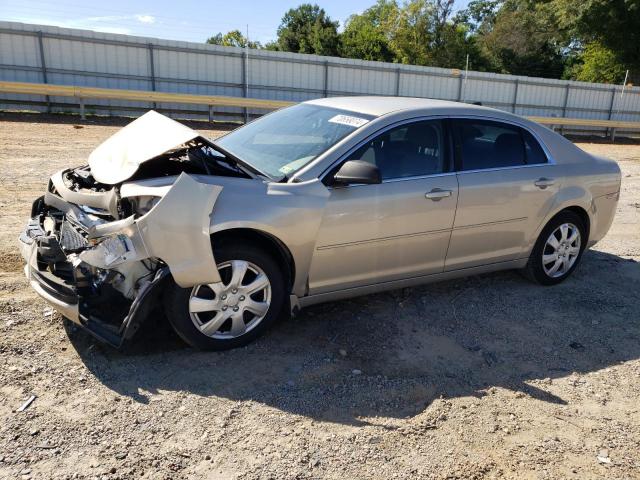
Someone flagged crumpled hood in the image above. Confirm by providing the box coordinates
[88,110,201,184]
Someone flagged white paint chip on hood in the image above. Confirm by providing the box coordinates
[88,110,200,184]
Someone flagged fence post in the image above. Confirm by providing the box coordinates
[78,97,85,120]
[323,61,329,97]
[607,86,617,140]
[512,79,519,113]
[36,31,50,113]
[560,83,571,134]
[457,74,464,101]
[395,68,401,97]
[607,86,617,119]
[242,49,249,123]
[147,43,157,110]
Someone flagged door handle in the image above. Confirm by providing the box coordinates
[534,177,555,189]
[425,188,452,200]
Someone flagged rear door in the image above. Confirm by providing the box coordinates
[444,118,558,271]
[308,119,459,294]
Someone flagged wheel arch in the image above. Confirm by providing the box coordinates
[210,228,296,293]
[530,185,593,251]
[560,205,591,241]
[522,205,590,285]
[538,205,591,246]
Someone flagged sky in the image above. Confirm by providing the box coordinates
[0,0,470,45]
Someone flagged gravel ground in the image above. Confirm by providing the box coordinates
[0,112,639,480]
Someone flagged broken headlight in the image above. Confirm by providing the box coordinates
[125,196,161,217]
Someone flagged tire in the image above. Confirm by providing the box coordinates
[164,243,286,350]
[523,210,587,286]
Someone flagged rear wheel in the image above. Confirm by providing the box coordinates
[164,244,285,350]
[524,211,586,285]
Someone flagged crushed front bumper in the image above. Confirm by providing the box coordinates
[19,216,168,348]
[21,236,80,322]
[19,172,224,348]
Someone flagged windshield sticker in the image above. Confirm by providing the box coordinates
[279,164,295,174]
[328,114,369,128]
[278,156,315,175]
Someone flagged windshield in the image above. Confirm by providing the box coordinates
[215,104,374,179]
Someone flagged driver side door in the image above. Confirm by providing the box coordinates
[308,119,459,295]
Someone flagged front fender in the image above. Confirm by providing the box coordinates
[80,173,222,287]
[84,174,330,295]
[136,173,222,286]
[208,178,330,296]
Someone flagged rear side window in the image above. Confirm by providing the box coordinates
[453,119,526,171]
[522,129,548,165]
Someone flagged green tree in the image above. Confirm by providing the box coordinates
[206,30,261,49]
[389,0,432,65]
[389,0,485,69]
[264,40,280,51]
[431,22,489,70]
[340,0,397,62]
[564,42,626,83]
[474,0,566,77]
[454,0,502,34]
[340,0,489,69]
[274,4,340,56]
[553,0,639,76]
[431,0,457,51]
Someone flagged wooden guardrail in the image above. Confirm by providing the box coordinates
[527,117,640,141]
[0,81,294,118]
[1,81,639,139]
[528,116,640,130]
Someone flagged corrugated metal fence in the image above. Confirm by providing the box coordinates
[2,21,640,134]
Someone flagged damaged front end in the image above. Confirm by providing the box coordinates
[18,111,239,347]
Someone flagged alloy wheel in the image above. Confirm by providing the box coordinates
[188,260,271,339]
[542,223,581,278]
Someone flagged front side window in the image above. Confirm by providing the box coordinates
[215,104,374,179]
[345,120,446,180]
[453,119,548,171]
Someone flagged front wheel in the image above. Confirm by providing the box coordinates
[164,244,286,350]
[523,211,587,285]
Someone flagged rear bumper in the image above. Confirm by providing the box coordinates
[588,191,619,247]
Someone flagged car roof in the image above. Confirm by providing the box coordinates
[305,96,500,118]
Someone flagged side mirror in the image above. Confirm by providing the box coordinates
[333,160,382,186]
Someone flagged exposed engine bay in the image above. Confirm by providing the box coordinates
[59,140,248,216]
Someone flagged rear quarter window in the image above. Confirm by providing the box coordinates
[453,119,547,171]
[522,129,548,165]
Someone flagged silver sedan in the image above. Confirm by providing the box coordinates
[19,97,621,350]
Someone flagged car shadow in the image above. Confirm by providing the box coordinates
[67,249,640,426]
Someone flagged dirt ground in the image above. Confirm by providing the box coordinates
[0,112,639,480]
